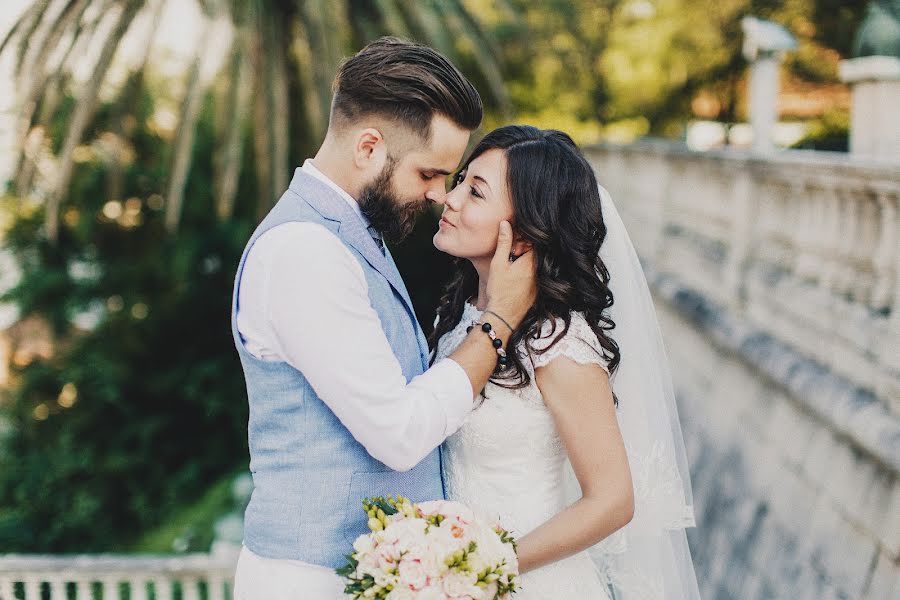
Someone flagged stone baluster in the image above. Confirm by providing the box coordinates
[23,578,40,599]
[47,579,65,599]
[853,187,879,305]
[130,578,150,600]
[792,182,819,282]
[75,579,92,599]
[834,188,860,296]
[872,188,898,312]
[207,574,226,600]
[181,577,201,600]
[723,169,754,309]
[0,578,14,600]
[152,578,173,600]
[819,184,843,292]
[774,182,795,268]
[101,577,120,600]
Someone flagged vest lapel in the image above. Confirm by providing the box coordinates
[384,245,431,369]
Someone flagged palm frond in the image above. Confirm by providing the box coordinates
[439,0,510,114]
[214,26,252,221]
[45,0,144,243]
[11,0,53,77]
[164,7,225,233]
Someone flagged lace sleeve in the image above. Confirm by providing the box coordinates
[528,312,610,373]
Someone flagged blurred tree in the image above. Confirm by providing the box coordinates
[462,0,863,141]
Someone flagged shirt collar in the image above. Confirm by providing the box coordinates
[301,159,368,226]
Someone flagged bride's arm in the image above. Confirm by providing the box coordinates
[515,356,634,574]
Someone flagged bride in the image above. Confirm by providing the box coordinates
[429,125,701,599]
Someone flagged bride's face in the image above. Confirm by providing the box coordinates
[432,148,514,260]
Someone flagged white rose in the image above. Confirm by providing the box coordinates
[442,571,482,599]
[376,541,402,571]
[386,588,416,600]
[355,553,379,578]
[414,586,446,600]
[383,518,428,549]
[397,557,430,591]
[353,534,375,555]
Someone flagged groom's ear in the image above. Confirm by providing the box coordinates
[354,128,387,170]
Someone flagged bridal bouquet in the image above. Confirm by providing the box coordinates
[337,496,519,599]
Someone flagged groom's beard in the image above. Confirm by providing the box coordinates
[359,164,428,244]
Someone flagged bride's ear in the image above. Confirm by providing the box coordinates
[510,237,533,258]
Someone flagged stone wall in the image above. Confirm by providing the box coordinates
[586,142,900,599]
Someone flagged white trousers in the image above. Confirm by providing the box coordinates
[233,545,346,599]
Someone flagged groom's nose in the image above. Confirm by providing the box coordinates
[428,189,448,205]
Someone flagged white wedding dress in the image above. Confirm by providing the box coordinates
[435,302,613,600]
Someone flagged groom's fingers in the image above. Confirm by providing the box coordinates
[492,221,513,266]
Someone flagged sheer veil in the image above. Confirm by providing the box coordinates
[562,185,701,599]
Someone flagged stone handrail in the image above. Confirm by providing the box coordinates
[0,553,236,599]
[586,141,900,471]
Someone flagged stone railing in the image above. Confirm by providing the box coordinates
[0,553,236,599]
[587,142,900,458]
[586,141,900,598]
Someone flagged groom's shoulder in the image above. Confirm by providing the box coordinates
[262,187,339,230]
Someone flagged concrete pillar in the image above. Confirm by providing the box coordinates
[839,55,900,163]
[741,17,796,153]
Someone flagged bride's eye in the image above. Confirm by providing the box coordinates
[469,185,483,199]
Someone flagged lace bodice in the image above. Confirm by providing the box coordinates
[435,303,611,599]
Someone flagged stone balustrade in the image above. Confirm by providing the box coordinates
[0,553,236,600]
[588,141,900,423]
[586,141,900,598]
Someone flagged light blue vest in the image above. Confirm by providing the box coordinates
[230,168,445,568]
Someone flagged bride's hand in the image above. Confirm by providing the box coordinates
[485,221,536,331]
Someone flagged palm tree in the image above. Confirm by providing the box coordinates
[1,0,511,241]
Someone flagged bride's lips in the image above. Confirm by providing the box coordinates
[439,216,455,228]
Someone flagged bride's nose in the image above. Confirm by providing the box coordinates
[438,186,463,211]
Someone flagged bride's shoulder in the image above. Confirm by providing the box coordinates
[525,311,609,373]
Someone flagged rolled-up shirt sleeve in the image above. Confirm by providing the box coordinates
[248,222,473,472]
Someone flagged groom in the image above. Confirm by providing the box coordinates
[230,38,535,598]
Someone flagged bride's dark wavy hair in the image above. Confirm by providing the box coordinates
[428,125,620,391]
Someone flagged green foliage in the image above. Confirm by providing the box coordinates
[790,109,850,151]
[130,470,239,553]
[0,90,253,552]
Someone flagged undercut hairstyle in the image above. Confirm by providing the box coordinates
[331,37,483,140]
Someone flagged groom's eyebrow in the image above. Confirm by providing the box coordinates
[428,168,453,176]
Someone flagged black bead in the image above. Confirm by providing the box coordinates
[498,355,509,365]
[481,322,492,332]
[466,325,473,334]
[492,338,502,349]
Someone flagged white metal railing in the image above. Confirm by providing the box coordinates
[0,553,236,600]
[586,142,900,414]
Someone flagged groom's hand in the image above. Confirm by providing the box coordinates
[485,221,536,332]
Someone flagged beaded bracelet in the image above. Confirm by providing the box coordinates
[466,320,509,370]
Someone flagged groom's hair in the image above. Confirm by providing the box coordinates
[330,37,483,141]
